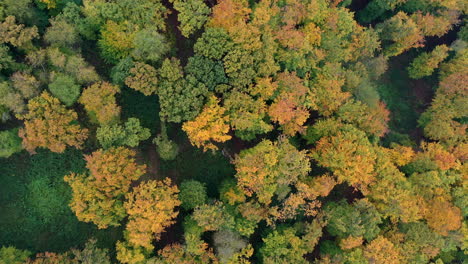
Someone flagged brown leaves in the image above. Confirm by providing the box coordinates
[79,82,121,125]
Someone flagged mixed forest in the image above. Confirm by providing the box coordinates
[0,0,466,263]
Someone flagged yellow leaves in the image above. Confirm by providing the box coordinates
[340,236,363,250]
[424,196,462,236]
[79,82,121,125]
[124,178,180,250]
[124,62,159,96]
[308,74,350,117]
[182,96,231,151]
[18,92,88,153]
[364,236,403,264]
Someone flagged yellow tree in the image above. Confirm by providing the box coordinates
[79,82,121,125]
[364,236,403,264]
[182,96,231,151]
[65,147,146,229]
[124,179,180,250]
[18,92,88,153]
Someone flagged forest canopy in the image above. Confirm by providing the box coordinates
[0,0,466,263]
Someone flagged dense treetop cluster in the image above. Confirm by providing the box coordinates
[0,0,466,263]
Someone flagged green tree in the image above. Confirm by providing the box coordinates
[0,246,30,264]
[324,199,382,241]
[132,28,170,63]
[44,18,78,47]
[96,118,151,149]
[171,0,210,37]
[48,73,80,106]
[0,128,22,158]
[179,180,207,210]
[407,45,450,79]
[193,27,233,60]
[259,228,308,264]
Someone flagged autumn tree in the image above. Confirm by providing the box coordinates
[10,72,40,99]
[182,96,231,151]
[65,147,146,228]
[125,62,159,96]
[18,92,88,153]
[408,45,450,79]
[311,124,377,191]
[376,12,424,57]
[0,16,38,49]
[234,138,310,205]
[124,179,180,250]
[79,82,121,125]
[364,236,403,264]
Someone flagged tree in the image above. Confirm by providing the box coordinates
[182,96,231,151]
[364,236,403,264]
[124,179,180,250]
[224,91,272,140]
[48,73,81,106]
[44,18,78,47]
[259,228,308,264]
[179,180,207,210]
[193,27,233,60]
[153,134,179,161]
[311,125,377,191]
[337,100,390,138]
[71,239,111,264]
[79,82,121,125]
[213,229,248,263]
[376,12,424,57]
[96,118,151,149]
[0,81,26,115]
[157,58,208,123]
[10,72,40,99]
[234,138,310,205]
[18,92,88,153]
[192,202,234,232]
[98,21,136,63]
[131,28,170,63]
[0,128,23,157]
[185,55,228,91]
[308,74,351,117]
[324,199,382,241]
[150,243,218,264]
[0,246,30,264]
[125,62,159,96]
[171,0,210,37]
[0,16,38,49]
[424,196,462,236]
[65,147,146,228]
[268,72,310,136]
[408,45,450,79]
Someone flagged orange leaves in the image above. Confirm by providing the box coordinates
[312,127,376,191]
[424,196,462,236]
[18,92,88,153]
[85,147,146,197]
[308,74,350,117]
[124,178,180,250]
[79,82,121,125]
[182,96,231,151]
[364,236,403,264]
[268,72,310,136]
[65,147,146,229]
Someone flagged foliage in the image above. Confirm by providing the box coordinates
[48,73,81,106]
[124,179,180,250]
[179,180,207,210]
[97,118,151,149]
[131,28,169,64]
[407,45,450,79]
[0,246,30,264]
[125,62,159,96]
[18,92,88,153]
[259,228,308,264]
[0,128,23,158]
[182,96,231,151]
[79,82,121,125]
[65,147,146,229]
